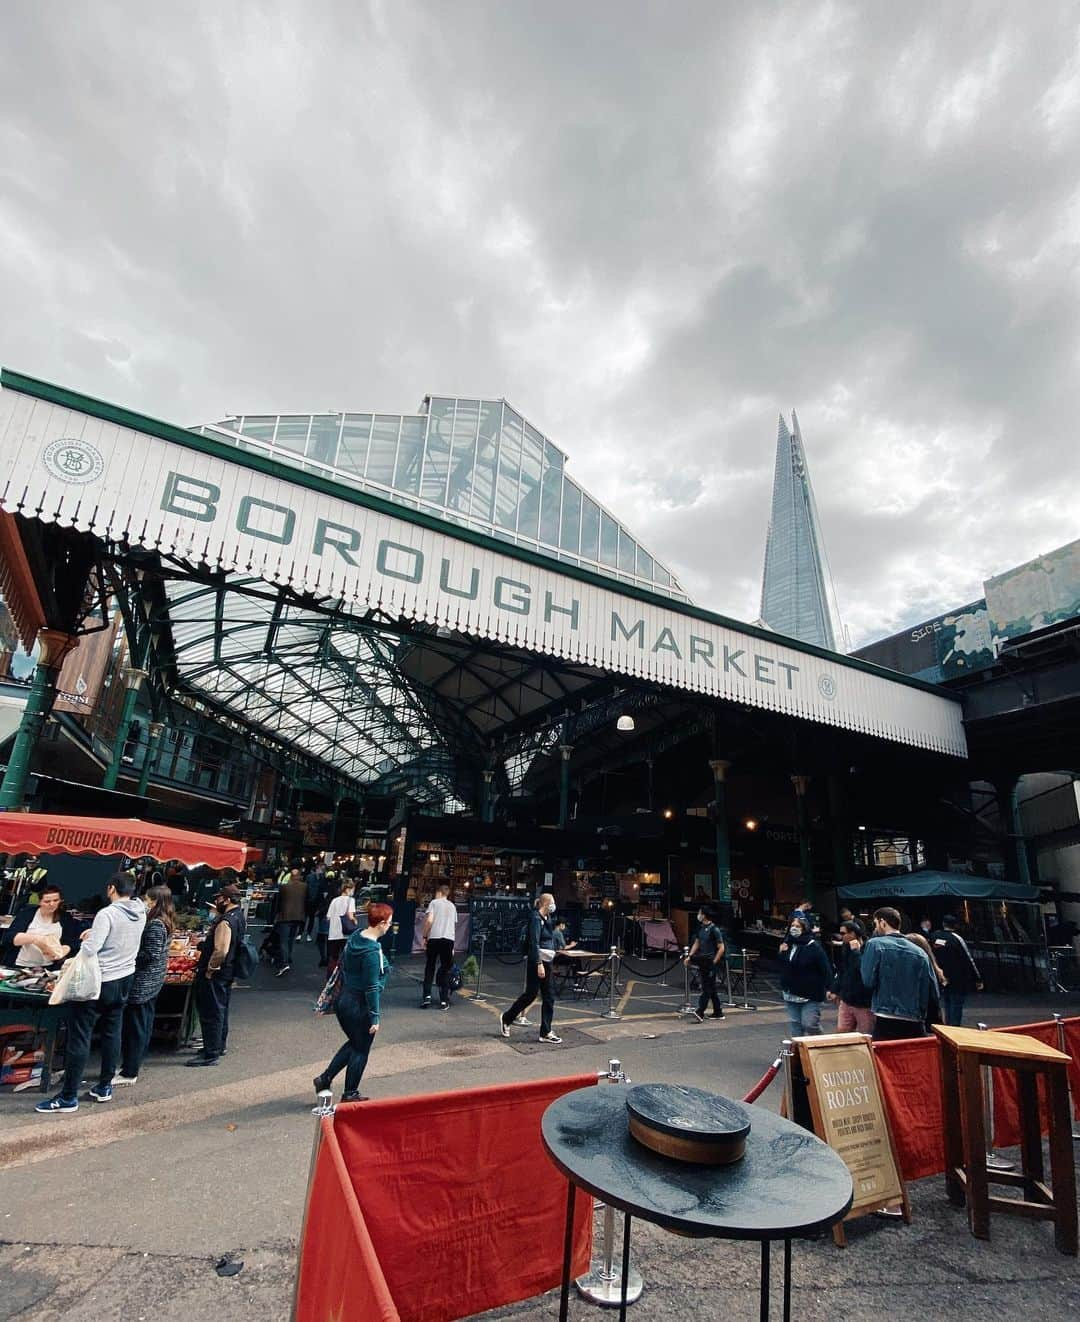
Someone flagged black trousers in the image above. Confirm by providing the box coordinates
[324,990,376,1093]
[695,958,723,1015]
[61,974,133,1099]
[504,962,555,1035]
[871,1015,926,1042]
[120,997,158,1078]
[422,938,455,1002]
[194,974,233,1059]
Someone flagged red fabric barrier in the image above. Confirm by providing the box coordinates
[1063,1018,1080,1120]
[990,1020,1059,1149]
[871,1037,945,1181]
[332,1074,597,1322]
[295,1117,400,1322]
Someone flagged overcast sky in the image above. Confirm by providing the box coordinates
[3,2,1079,647]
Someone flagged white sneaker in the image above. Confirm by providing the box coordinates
[111,1074,138,1087]
[513,1016,534,1026]
[499,1018,511,1039]
[539,1033,563,1044]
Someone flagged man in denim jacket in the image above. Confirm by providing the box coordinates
[860,907,932,1042]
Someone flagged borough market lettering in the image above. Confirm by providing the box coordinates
[160,470,802,690]
[46,827,167,855]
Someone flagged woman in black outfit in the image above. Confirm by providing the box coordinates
[115,886,175,1086]
[779,915,832,1037]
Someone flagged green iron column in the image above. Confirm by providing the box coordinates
[0,630,78,810]
[481,769,495,824]
[558,744,573,828]
[791,774,815,901]
[136,721,165,796]
[329,791,345,853]
[709,759,732,903]
[102,667,147,791]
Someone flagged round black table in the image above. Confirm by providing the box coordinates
[541,1086,853,1321]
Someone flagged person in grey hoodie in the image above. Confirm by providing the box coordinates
[36,873,147,1114]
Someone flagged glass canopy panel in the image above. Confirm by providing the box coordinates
[539,441,563,545]
[368,416,401,486]
[307,415,341,466]
[470,401,500,525]
[423,399,454,504]
[517,425,543,539]
[240,416,276,445]
[494,407,522,531]
[560,480,582,553]
[338,415,372,478]
[580,496,600,562]
[274,417,309,456]
[394,416,425,496]
[600,512,618,568]
[447,400,479,513]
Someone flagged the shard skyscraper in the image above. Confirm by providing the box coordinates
[759,411,842,651]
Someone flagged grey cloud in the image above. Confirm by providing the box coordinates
[2,1,1079,647]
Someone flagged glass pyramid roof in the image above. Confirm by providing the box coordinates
[195,396,688,602]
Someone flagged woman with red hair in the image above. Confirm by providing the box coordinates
[314,901,393,1103]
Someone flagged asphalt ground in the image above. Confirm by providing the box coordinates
[2,939,1079,1320]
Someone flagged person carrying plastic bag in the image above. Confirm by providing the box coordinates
[36,874,146,1115]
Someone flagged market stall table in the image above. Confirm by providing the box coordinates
[541,1086,853,1321]
[0,979,68,1094]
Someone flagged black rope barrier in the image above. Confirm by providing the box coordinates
[618,953,685,980]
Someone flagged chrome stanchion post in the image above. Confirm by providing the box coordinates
[577,1060,643,1307]
[1053,1013,1080,1141]
[978,1021,1015,1171]
[474,931,487,1002]
[311,1089,334,1118]
[678,947,694,1017]
[723,955,735,1008]
[601,946,622,1020]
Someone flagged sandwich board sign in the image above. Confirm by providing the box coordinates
[793,1032,909,1246]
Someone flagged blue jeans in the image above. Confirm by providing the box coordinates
[942,987,966,1026]
[275,920,301,965]
[785,999,823,1037]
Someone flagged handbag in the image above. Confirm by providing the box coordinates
[314,966,342,1016]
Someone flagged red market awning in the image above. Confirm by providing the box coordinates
[0,813,252,870]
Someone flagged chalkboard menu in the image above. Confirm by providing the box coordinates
[468,894,533,955]
[579,915,606,949]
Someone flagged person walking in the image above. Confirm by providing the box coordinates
[685,905,726,1021]
[500,893,561,1044]
[779,915,831,1037]
[325,878,357,976]
[860,907,933,1041]
[932,914,983,1026]
[36,874,146,1113]
[420,883,458,1010]
[114,886,175,1086]
[905,932,946,1027]
[827,919,874,1035]
[304,863,324,942]
[187,884,246,1067]
[274,866,308,976]
[314,902,393,1103]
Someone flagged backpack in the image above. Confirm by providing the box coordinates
[449,963,463,991]
[233,934,258,981]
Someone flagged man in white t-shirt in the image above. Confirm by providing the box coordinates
[421,884,458,1010]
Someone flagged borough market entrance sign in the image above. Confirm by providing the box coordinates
[0,370,966,758]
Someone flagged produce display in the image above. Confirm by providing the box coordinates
[165,934,202,984]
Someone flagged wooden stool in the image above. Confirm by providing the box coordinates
[933,1024,1078,1254]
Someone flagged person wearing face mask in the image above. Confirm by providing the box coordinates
[685,905,726,1021]
[187,884,246,1067]
[779,915,832,1037]
[500,892,561,1044]
[827,920,874,1035]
